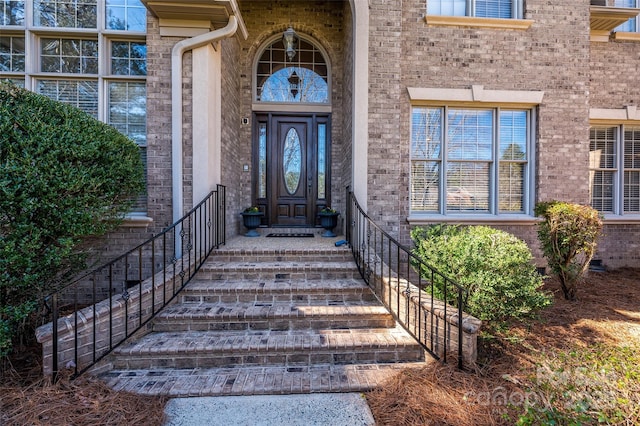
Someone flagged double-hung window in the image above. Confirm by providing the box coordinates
[589,126,640,215]
[614,0,640,32]
[427,0,524,19]
[0,0,148,213]
[411,106,532,215]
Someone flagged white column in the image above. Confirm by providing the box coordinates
[192,43,222,206]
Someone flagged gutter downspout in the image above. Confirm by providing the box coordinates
[171,15,238,247]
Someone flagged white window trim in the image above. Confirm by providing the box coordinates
[408,86,543,224]
[589,107,640,221]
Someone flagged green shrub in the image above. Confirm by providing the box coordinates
[534,201,603,301]
[0,82,144,358]
[411,225,551,323]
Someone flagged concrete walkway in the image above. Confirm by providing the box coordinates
[163,393,375,426]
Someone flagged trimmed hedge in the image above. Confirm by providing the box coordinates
[0,82,144,357]
[412,225,551,323]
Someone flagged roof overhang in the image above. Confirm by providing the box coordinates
[141,0,247,39]
[590,5,640,42]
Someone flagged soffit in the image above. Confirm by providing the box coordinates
[141,0,247,38]
[590,6,639,32]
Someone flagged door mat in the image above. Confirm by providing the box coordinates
[266,233,315,238]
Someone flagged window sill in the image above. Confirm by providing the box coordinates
[122,214,153,227]
[612,31,640,41]
[407,214,539,226]
[601,215,640,224]
[424,15,534,30]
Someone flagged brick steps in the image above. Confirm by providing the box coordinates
[196,261,361,280]
[100,362,427,396]
[178,278,377,304]
[97,238,427,396]
[152,303,395,331]
[111,327,423,370]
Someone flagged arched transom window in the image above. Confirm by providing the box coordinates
[255,36,329,104]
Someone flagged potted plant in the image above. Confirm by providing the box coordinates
[318,206,340,237]
[241,206,263,237]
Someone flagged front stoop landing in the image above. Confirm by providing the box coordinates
[97,239,428,396]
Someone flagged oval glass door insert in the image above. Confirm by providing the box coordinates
[283,128,302,195]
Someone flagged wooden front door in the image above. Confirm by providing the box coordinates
[253,114,331,226]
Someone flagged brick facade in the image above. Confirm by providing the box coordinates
[91,0,639,270]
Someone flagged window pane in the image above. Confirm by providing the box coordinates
[106,0,146,31]
[590,170,615,212]
[256,38,329,104]
[447,109,493,161]
[258,123,267,199]
[0,0,24,25]
[108,81,146,145]
[260,66,328,103]
[37,79,98,117]
[41,38,98,74]
[34,0,97,28]
[589,127,616,213]
[0,77,24,86]
[411,160,440,212]
[476,0,513,18]
[446,162,490,212]
[317,123,326,199]
[412,107,442,160]
[427,0,466,16]
[590,127,616,169]
[111,41,146,75]
[623,127,640,169]
[499,110,527,160]
[624,171,640,213]
[0,36,25,72]
[499,162,524,212]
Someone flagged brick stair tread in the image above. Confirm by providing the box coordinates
[183,278,370,294]
[154,302,391,320]
[201,261,357,272]
[98,362,428,396]
[114,326,422,356]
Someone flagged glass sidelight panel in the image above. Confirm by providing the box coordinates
[318,123,326,199]
[283,127,302,195]
[258,123,267,198]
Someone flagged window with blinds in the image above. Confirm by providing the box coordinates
[0,0,148,213]
[411,106,530,215]
[589,126,640,215]
[427,0,522,19]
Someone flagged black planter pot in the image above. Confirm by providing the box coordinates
[318,212,339,237]
[241,212,263,237]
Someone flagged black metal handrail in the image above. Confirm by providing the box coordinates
[43,185,226,381]
[346,190,468,368]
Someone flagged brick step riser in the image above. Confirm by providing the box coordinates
[208,253,355,263]
[111,348,424,370]
[152,316,396,332]
[196,270,362,281]
[177,293,378,304]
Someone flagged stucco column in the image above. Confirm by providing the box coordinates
[350,0,369,209]
[192,44,222,206]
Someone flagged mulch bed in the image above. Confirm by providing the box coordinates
[366,268,640,425]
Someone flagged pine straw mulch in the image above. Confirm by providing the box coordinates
[1,269,639,425]
[1,361,167,426]
[366,268,640,426]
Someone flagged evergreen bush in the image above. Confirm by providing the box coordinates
[534,201,603,301]
[0,82,144,358]
[411,225,551,323]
